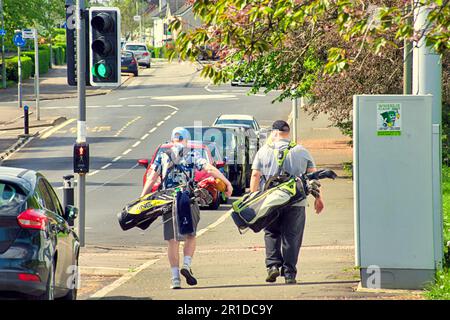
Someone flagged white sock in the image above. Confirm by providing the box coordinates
[183,256,192,268]
[171,267,180,279]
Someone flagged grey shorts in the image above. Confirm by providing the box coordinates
[163,202,200,241]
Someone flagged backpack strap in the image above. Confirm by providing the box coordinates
[273,141,297,175]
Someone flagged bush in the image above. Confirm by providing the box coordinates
[20,49,50,76]
[53,45,65,65]
[153,47,162,58]
[39,46,52,68]
[5,56,33,82]
[55,43,67,64]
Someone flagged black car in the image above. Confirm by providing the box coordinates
[0,167,80,300]
[121,50,138,77]
[183,126,249,196]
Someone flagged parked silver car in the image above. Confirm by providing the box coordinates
[123,43,151,68]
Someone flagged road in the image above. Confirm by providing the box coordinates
[1,61,291,248]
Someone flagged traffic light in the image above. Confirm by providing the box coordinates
[89,7,121,87]
[74,142,90,174]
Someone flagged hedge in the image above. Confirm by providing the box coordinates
[53,45,65,65]
[5,56,33,82]
[21,49,50,76]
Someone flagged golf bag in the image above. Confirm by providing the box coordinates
[231,175,307,233]
[118,189,175,231]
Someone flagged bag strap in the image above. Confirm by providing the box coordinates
[273,141,297,175]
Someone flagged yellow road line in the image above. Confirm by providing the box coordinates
[40,118,76,139]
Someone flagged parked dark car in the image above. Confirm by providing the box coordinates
[121,51,138,77]
[183,126,249,196]
[0,167,80,300]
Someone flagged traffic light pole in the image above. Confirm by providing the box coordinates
[76,0,87,247]
[0,0,6,89]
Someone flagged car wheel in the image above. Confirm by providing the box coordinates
[134,71,139,77]
[146,63,151,68]
[208,192,221,210]
[31,262,55,300]
[59,255,78,300]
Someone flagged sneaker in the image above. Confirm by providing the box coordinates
[180,266,198,286]
[265,266,280,283]
[171,278,181,289]
[285,275,297,284]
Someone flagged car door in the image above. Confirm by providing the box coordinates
[37,178,73,291]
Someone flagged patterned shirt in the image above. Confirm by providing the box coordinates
[150,146,208,190]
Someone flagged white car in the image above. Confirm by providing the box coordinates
[123,43,151,68]
[212,114,261,132]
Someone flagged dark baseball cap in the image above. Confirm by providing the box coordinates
[272,120,290,132]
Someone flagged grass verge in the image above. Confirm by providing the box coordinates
[425,166,450,300]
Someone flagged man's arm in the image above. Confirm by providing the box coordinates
[140,169,159,197]
[203,163,233,197]
[250,169,261,193]
[306,167,324,214]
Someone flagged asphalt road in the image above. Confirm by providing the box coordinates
[1,61,291,248]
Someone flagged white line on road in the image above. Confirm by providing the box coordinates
[106,105,123,108]
[164,115,171,120]
[150,104,179,111]
[149,127,157,133]
[140,133,149,140]
[88,170,100,176]
[112,156,122,162]
[132,141,141,148]
[156,121,164,127]
[122,149,132,155]
[101,163,112,170]
[128,104,146,107]
[171,111,177,115]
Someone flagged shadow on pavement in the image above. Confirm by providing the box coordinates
[188,280,360,290]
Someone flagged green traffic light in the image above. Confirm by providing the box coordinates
[92,61,112,79]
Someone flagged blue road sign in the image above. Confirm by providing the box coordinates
[0,29,5,36]
[13,33,26,47]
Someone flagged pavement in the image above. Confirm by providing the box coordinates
[0,61,424,300]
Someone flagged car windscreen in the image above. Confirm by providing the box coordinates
[215,119,255,129]
[0,181,27,216]
[184,128,237,156]
[125,45,147,51]
[122,52,133,58]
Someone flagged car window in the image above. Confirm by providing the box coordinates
[0,182,27,215]
[121,51,133,58]
[43,180,64,216]
[125,45,147,51]
[36,179,56,213]
[215,119,254,127]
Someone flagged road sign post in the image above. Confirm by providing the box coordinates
[0,0,6,89]
[76,0,87,247]
[23,28,40,121]
[13,30,26,111]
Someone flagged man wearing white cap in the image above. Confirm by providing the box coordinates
[141,127,233,289]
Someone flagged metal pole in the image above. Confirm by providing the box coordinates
[23,105,29,135]
[412,1,443,268]
[291,98,298,143]
[17,42,22,110]
[76,0,87,247]
[403,5,413,95]
[0,0,6,89]
[34,27,40,120]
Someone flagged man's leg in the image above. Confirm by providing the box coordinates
[167,239,181,289]
[280,206,306,283]
[264,212,283,282]
[180,203,200,286]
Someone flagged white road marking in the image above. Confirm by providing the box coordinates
[151,94,237,101]
[128,104,145,107]
[122,148,132,155]
[90,208,231,298]
[132,141,141,148]
[112,156,122,162]
[150,104,179,111]
[164,115,171,120]
[101,163,112,170]
[149,127,157,133]
[40,118,76,139]
[156,121,164,127]
[88,170,100,176]
[140,133,149,140]
[106,105,123,108]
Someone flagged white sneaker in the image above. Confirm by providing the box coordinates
[171,278,181,289]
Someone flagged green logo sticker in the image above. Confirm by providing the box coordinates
[377,103,401,136]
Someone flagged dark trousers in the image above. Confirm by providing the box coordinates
[264,205,306,277]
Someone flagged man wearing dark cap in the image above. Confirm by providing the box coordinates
[250,120,324,284]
